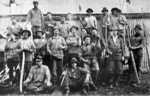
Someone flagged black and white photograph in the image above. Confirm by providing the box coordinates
[0,0,150,95]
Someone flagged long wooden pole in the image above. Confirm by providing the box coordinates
[19,52,25,93]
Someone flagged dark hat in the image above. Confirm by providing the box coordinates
[70,26,79,32]
[20,30,31,37]
[7,33,18,37]
[33,1,38,4]
[83,34,91,40]
[36,55,43,60]
[47,12,52,15]
[134,24,142,30]
[86,8,93,13]
[71,57,78,63]
[101,7,108,12]
[36,29,44,35]
[81,27,88,32]
[111,7,121,13]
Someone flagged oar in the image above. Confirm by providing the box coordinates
[19,52,25,93]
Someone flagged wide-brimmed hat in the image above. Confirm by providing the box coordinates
[134,24,142,30]
[36,29,44,35]
[70,26,79,32]
[86,8,93,13]
[33,1,38,4]
[111,7,121,13]
[101,7,108,12]
[20,30,31,37]
[71,57,78,63]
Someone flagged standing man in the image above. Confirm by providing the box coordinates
[82,8,97,35]
[44,12,57,39]
[19,30,36,79]
[110,8,127,43]
[23,55,52,93]
[25,1,44,39]
[107,30,125,88]
[47,26,67,84]
[57,15,70,40]
[4,33,21,85]
[128,24,144,85]
[66,26,82,64]
[101,7,110,41]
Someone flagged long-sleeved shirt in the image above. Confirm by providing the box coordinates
[47,36,67,59]
[5,40,21,60]
[28,65,51,83]
[84,15,97,28]
[66,35,81,55]
[18,38,35,61]
[34,37,47,50]
[27,8,44,27]
[107,36,124,60]
[66,67,89,80]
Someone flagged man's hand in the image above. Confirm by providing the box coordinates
[122,56,125,61]
[62,71,67,76]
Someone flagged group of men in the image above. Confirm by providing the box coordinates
[3,0,144,95]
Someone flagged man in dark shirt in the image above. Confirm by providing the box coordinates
[61,57,97,95]
[129,24,144,83]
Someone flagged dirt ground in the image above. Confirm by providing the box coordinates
[0,71,150,96]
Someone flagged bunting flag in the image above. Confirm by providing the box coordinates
[126,0,131,4]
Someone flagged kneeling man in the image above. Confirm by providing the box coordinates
[23,55,52,93]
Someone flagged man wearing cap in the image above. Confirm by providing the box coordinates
[61,57,97,95]
[19,30,36,79]
[47,26,67,84]
[101,7,110,41]
[57,15,70,40]
[7,17,22,39]
[82,8,97,35]
[34,29,47,54]
[23,55,52,93]
[25,1,44,39]
[66,26,82,63]
[44,12,57,39]
[4,33,21,85]
[128,24,144,84]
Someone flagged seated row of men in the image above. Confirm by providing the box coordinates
[4,23,144,94]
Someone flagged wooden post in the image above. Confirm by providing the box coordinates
[130,49,140,84]
[19,52,25,93]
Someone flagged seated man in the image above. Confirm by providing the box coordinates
[61,57,97,95]
[23,55,52,93]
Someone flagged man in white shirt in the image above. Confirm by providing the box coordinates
[83,8,97,35]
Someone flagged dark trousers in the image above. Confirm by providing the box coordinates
[7,58,18,81]
[107,59,123,84]
[31,26,41,39]
[52,57,63,84]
